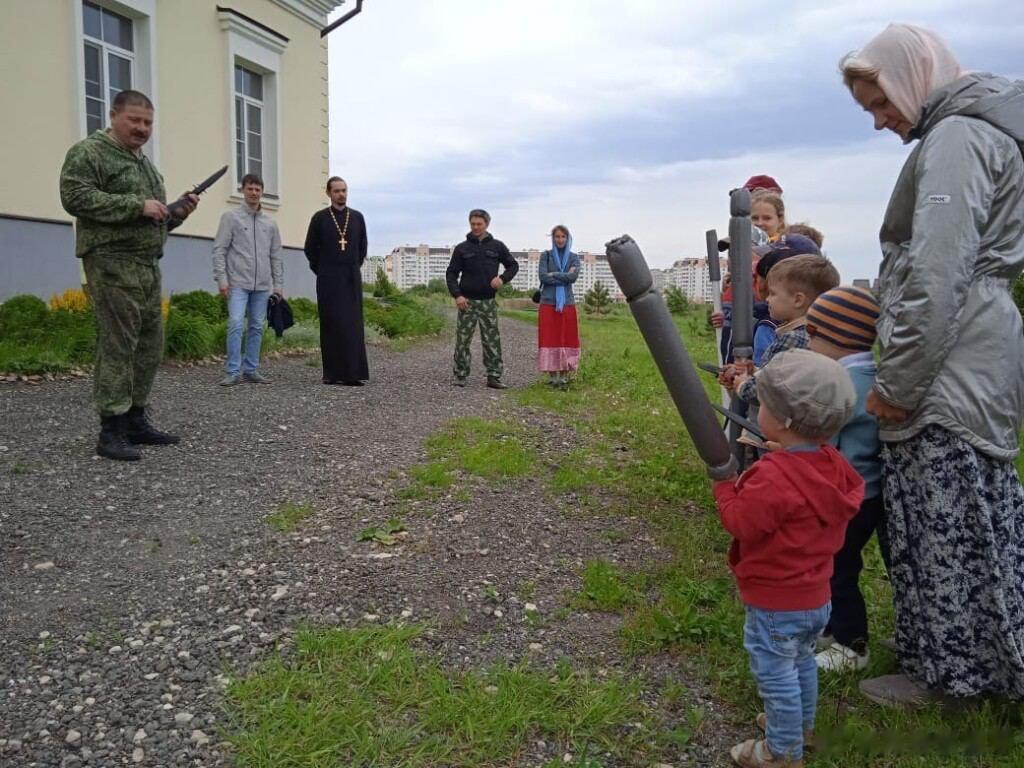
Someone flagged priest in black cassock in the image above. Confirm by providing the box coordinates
[304,176,370,385]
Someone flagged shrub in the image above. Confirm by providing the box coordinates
[663,285,689,315]
[363,295,443,338]
[49,288,90,313]
[164,307,217,360]
[0,304,95,374]
[583,282,612,315]
[169,290,227,323]
[289,296,319,322]
[372,266,400,299]
[406,278,450,297]
[0,294,49,332]
[1014,274,1024,320]
[497,284,531,298]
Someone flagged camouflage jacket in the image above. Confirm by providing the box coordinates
[59,131,175,261]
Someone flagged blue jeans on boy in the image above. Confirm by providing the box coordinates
[226,287,270,376]
[743,603,831,761]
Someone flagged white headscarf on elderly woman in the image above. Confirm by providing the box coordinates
[841,23,963,129]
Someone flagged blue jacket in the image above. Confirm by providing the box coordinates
[833,352,882,499]
[538,249,580,305]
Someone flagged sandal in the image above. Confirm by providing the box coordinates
[730,738,803,767]
[755,713,814,752]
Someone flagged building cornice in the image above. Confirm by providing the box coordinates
[218,7,289,54]
[266,0,345,28]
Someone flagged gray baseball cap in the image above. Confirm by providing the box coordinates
[756,349,855,439]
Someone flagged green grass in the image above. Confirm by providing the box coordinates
[391,418,537,502]
[0,305,96,374]
[574,560,646,613]
[363,294,445,339]
[225,624,654,768]
[266,501,314,532]
[510,306,1024,767]
[424,417,537,480]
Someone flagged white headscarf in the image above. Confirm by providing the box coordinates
[847,24,963,126]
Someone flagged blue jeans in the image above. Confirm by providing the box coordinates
[226,287,270,376]
[743,603,830,761]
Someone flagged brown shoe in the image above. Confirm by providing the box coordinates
[756,713,813,752]
[730,738,803,767]
[859,674,940,708]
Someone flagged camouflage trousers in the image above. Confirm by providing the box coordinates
[83,255,164,417]
[453,298,503,380]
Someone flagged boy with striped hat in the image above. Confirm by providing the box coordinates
[806,286,888,673]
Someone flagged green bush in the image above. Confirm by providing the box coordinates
[164,307,217,360]
[406,278,450,297]
[363,295,443,338]
[169,290,227,324]
[0,305,96,373]
[663,285,689,315]
[0,294,49,333]
[583,281,612,315]
[1014,274,1024,320]
[497,284,531,298]
[372,266,400,299]
[289,296,318,322]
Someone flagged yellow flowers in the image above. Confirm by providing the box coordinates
[48,288,90,312]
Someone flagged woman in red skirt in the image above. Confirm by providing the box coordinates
[537,225,581,388]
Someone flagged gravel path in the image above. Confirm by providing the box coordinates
[0,319,741,767]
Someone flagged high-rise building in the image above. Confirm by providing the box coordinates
[512,249,624,300]
[361,255,386,286]
[388,244,454,289]
[666,256,728,303]
[381,243,628,300]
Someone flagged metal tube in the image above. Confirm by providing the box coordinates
[605,235,738,480]
[728,189,753,361]
[705,228,729,411]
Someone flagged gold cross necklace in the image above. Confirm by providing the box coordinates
[329,206,351,251]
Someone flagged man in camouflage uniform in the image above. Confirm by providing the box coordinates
[60,90,198,461]
[445,209,518,389]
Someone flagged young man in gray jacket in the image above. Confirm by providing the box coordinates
[212,173,284,385]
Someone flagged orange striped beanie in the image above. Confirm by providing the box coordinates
[806,286,879,351]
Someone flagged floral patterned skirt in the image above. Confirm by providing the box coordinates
[882,425,1024,698]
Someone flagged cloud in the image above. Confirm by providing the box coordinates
[326,0,1024,283]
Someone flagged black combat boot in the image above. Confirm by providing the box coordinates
[124,406,181,446]
[486,377,508,390]
[97,415,142,461]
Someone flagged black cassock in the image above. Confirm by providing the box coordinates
[304,205,369,383]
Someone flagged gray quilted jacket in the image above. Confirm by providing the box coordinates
[875,73,1024,460]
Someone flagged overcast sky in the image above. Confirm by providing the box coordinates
[325,1,1022,280]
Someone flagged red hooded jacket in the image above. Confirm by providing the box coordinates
[713,446,864,611]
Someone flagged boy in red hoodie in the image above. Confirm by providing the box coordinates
[714,349,864,768]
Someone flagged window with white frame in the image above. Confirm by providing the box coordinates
[234,66,265,185]
[82,1,135,135]
[219,8,285,201]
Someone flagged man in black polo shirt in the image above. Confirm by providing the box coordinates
[445,209,518,388]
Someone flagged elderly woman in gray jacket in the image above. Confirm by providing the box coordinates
[537,225,581,388]
[841,24,1024,707]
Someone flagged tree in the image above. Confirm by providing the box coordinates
[372,266,400,299]
[663,284,689,315]
[583,281,612,315]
